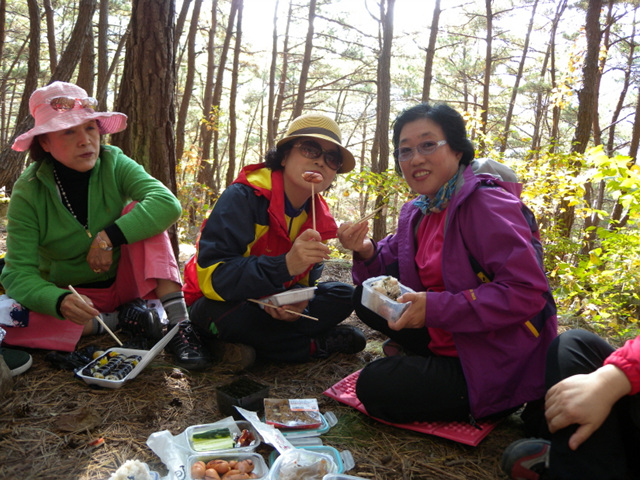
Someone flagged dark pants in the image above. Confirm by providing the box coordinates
[353,285,471,423]
[545,329,640,480]
[189,281,354,363]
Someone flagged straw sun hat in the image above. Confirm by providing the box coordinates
[12,81,128,152]
[276,113,355,173]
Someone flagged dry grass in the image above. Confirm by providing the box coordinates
[0,257,526,480]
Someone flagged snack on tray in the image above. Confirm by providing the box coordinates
[263,398,323,429]
[370,276,402,300]
[81,351,141,381]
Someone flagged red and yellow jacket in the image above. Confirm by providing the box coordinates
[183,163,337,305]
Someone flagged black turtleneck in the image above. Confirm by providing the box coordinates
[52,159,91,228]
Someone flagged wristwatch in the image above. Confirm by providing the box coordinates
[96,233,113,251]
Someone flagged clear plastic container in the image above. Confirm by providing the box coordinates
[187,452,268,480]
[186,420,261,454]
[269,446,355,474]
[361,276,414,323]
[268,448,338,479]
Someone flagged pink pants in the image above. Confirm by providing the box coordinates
[4,210,182,352]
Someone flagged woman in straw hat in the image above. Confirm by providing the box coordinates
[0,81,211,370]
[183,113,366,370]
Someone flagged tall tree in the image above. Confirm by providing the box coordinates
[273,0,293,138]
[529,0,567,157]
[267,0,280,148]
[197,0,240,191]
[499,0,538,154]
[293,0,316,117]
[479,0,493,154]
[176,0,203,162]
[557,0,603,237]
[112,0,177,191]
[370,0,394,242]
[43,0,57,72]
[226,0,243,187]
[421,0,441,103]
[197,0,218,188]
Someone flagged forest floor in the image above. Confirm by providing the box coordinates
[0,221,529,480]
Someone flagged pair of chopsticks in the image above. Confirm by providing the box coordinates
[68,285,123,346]
[355,205,384,224]
[247,298,319,321]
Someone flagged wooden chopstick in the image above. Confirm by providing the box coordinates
[68,285,124,346]
[247,298,319,321]
[355,205,384,224]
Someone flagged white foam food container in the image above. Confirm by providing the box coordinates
[361,276,415,323]
[187,452,268,480]
[75,323,179,389]
[260,287,316,307]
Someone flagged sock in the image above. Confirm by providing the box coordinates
[160,291,189,327]
[91,313,119,335]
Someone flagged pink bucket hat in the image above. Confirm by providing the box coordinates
[11,81,127,152]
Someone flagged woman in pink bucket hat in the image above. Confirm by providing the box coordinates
[1,82,211,370]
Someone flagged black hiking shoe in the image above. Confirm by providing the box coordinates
[165,320,213,371]
[117,298,163,343]
[313,325,366,358]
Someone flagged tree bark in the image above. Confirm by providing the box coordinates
[226,0,243,187]
[176,0,203,162]
[479,0,492,154]
[197,0,239,191]
[198,0,218,187]
[273,0,293,136]
[43,0,58,73]
[499,0,538,154]
[371,0,394,242]
[293,0,316,117]
[112,0,176,189]
[267,0,280,149]
[421,0,440,103]
[557,0,603,238]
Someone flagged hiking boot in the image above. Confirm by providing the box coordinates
[313,325,366,358]
[165,320,213,371]
[501,438,550,480]
[117,298,163,343]
[211,340,256,373]
[0,347,33,376]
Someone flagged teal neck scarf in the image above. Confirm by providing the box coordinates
[413,170,460,215]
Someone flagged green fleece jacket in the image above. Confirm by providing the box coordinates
[0,145,181,318]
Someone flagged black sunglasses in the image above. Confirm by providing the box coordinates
[293,140,343,171]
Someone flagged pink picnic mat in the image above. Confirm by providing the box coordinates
[323,370,499,446]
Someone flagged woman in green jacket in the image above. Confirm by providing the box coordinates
[0,81,210,370]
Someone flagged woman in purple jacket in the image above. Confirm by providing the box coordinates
[338,103,557,427]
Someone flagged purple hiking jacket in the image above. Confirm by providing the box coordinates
[353,159,558,418]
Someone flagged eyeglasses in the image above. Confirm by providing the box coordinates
[293,140,343,171]
[395,139,448,162]
[48,96,98,112]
